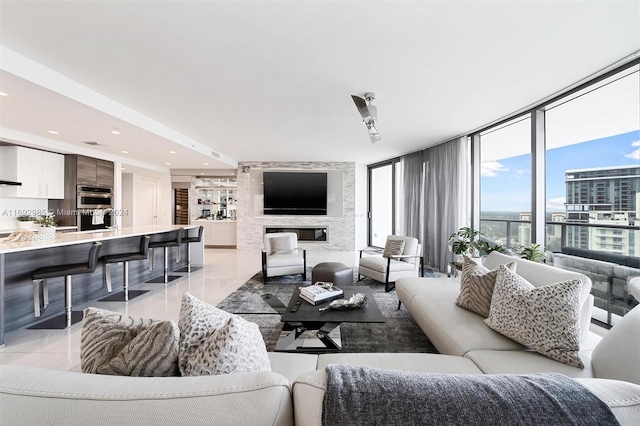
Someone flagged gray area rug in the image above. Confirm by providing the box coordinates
[216,268,440,354]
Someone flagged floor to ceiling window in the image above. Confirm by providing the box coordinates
[545,67,639,255]
[544,65,639,326]
[479,116,532,249]
[368,160,401,247]
[471,59,639,327]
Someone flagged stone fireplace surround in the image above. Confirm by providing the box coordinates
[236,161,356,251]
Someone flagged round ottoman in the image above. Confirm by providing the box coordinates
[311,262,353,287]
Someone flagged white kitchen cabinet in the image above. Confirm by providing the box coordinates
[201,221,237,246]
[42,151,65,199]
[0,146,65,199]
[224,222,237,244]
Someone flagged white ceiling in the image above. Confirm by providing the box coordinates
[0,0,638,171]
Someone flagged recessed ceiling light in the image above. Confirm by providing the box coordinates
[165,162,171,165]
[204,162,209,166]
[48,130,59,135]
[169,150,176,154]
[0,92,7,97]
[111,128,122,135]
[121,150,129,154]
[200,172,204,175]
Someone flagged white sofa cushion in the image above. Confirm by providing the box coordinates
[592,304,640,385]
[316,352,483,374]
[485,265,584,368]
[266,253,304,268]
[465,349,595,378]
[409,293,523,356]
[359,256,416,273]
[396,276,459,309]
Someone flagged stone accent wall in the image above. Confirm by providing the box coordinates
[236,161,356,251]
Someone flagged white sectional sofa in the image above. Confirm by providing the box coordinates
[396,251,601,377]
[2,254,640,425]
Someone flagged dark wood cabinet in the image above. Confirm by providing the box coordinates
[97,159,114,187]
[75,156,114,187]
[77,155,97,185]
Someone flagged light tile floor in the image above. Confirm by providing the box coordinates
[0,248,359,371]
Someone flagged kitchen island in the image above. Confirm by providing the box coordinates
[0,225,202,346]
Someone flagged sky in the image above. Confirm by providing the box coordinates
[481,130,640,213]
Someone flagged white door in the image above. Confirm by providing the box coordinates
[136,177,158,226]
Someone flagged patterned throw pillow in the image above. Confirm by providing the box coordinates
[81,307,179,377]
[178,292,271,376]
[456,256,517,318]
[383,239,406,259]
[270,236,293,254]
[485,265,584,368]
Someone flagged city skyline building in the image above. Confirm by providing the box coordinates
[565,164,639,256]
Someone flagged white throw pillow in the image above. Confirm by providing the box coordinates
[270,236,293,254]
[456,256,517,318]
[485,265,584,368]
[383,239,405,259]
[178,292,271,376]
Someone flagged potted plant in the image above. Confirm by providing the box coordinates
[516,243,546,263]
[475,239,507,256]
[16,215,36,230]
[448,227,483,261]
[35,213,57,235]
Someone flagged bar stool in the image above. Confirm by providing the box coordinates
[29,241,102,329]
[147,228,183,283]
[99,235,151,302]
[176,226,204,273]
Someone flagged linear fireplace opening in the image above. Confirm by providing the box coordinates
[265,227,327,242]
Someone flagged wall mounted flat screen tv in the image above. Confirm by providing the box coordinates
[263,172,327,215]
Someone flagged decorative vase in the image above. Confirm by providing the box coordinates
[17,221,33,230]
[39,227,57,235]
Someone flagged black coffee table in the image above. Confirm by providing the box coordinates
[275,286,384,352]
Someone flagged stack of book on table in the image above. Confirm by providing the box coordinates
[299,282,344,305]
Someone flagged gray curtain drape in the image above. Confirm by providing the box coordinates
[401,150,425,242]
[424,137,469,273]
[400,137,469,273]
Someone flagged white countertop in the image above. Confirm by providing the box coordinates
[0,224,197,254]
[192,219,237,223]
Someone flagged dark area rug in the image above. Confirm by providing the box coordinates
[216,268,440,354]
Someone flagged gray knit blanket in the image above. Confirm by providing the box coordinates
[323,365,620,426]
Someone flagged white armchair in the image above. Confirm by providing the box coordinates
[262,232,307,282]
[358,235,423,292]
